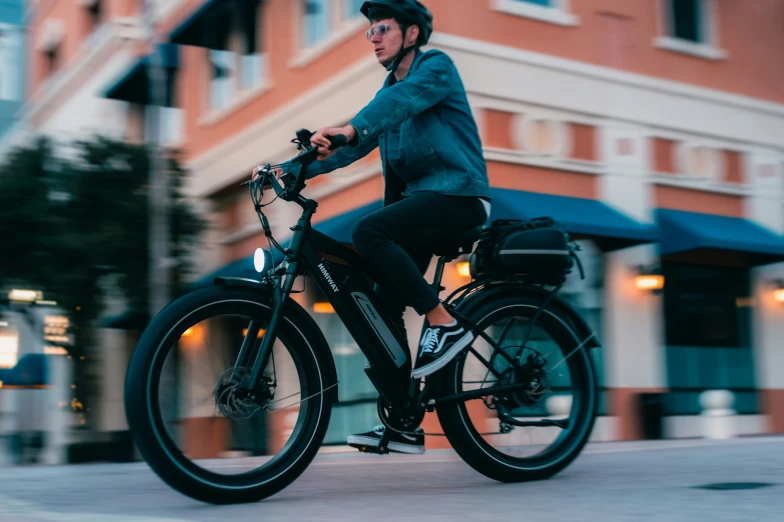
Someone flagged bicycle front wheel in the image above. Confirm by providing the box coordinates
[124,285,335,504]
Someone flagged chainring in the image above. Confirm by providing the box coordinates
[377,397,426,433]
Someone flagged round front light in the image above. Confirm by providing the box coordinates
[254,248,272,273]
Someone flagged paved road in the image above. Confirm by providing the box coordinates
[0,437,782,522]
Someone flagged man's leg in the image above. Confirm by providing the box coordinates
[346,193,487,454]
[373,247,432,348]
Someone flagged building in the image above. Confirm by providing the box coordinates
[15,0,784,457]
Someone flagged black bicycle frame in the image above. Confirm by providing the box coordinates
[239,135,561,411]
[242,195,415,405]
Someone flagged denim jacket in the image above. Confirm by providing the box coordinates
[300,49,490,206]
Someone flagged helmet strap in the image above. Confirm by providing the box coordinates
[383,23,417,73]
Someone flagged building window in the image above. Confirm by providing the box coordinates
[238,0,265,91]
[662,263,758,415]
[209,49,236,110]
[0,24,22,101]
[44,46,60,76]
[668,0,703,43]
[492,0,578,26]
[655,0,726,59]
[205,1,267,113]
[86,0,103,32]
[302,0,332,48]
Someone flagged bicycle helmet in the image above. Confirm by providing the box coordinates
[360,0,433,73]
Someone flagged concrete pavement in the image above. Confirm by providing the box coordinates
[0,436,782,521]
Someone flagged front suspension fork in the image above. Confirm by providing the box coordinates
[242,262,300,394]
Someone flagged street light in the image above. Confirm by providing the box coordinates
[8,290,43,303]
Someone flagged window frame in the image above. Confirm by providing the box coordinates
[661,262,758,416]
[200,1,272,124]
[653,0,727,60]
[0,23,23,102]
[491,0,579,27]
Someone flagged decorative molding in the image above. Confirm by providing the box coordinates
[673,141,725,183]
[484,147,602,175]
[36,19,65,52]
[649,173,753,197]
[428,33,784,119]
[653,36,727,61]
[511,113,573,158]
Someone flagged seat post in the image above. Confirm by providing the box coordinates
[431,256,448,294]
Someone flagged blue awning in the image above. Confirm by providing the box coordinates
[103,44,180,106]
[191,189,657,292]
[169,0,262,51]
[656,209,784,265]
[0,354,49,388]
[489,188,658,251]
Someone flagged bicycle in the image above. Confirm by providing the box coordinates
[124,129,601,504]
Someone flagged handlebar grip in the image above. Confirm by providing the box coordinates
[328,134,348,149]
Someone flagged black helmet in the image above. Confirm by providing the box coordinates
[360,0,433,46]
[360,0,433,72]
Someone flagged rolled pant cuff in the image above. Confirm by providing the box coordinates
[412,295,440,316]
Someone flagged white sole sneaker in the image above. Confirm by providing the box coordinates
[411,330,475,379]
[346,435,425,454]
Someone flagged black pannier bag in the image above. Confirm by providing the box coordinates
[469,217,582,283]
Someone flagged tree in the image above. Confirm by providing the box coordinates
[0,135,207,425]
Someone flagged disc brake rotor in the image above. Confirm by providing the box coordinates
[213,367,272,421]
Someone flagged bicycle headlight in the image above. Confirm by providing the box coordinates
[254,248,273,274]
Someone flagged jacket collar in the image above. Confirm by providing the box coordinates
[383,49,424,87]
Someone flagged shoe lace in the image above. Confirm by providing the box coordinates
[421,328,440,353]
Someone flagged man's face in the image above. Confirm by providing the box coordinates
[367,18,404,66]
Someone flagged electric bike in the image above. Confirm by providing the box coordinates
[124,130,600,504]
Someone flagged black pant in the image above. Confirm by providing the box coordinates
[351,192,487,338]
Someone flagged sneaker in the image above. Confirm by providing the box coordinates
[346,425,425,454]
[411,319,475,379]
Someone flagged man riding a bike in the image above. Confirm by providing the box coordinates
[256,0,491,454]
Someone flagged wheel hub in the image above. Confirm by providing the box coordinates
[497,353,549,409]
[213,367,272,420]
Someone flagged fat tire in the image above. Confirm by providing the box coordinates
[124,285,334,504]
[436,295,599,483]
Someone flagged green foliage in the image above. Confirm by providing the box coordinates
[0,135,207,352]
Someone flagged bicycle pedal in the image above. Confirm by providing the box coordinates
[349,443,390,455]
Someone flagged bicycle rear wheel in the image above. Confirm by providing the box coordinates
[125,285,335,504]
[436,294,599,482]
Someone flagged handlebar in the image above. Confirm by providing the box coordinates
[245,130,348,202]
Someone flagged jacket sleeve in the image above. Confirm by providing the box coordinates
[348,51,456,144]
[303,133,379,179]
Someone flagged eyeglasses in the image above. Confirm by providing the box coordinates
[365,23,393,41]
